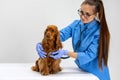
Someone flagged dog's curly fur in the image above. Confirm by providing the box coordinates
[32,25,63,75]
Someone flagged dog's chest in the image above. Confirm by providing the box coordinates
[43,47,57,56]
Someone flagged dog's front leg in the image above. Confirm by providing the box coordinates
[50,59,62,74]
[38,58,49,75]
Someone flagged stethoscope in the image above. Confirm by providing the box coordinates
[74,25,88,52]
[61,24,88,59]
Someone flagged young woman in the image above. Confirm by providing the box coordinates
[36,0,110,80]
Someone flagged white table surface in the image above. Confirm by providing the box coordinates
[0,58,99,80]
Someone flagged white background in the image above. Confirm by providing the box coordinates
[0,0,120,80]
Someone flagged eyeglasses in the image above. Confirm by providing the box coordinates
[77,9,94,19]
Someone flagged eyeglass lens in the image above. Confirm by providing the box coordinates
[78,9,91,18]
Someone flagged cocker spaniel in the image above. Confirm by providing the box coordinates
[32,25,63,75]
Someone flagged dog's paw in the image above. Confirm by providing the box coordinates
[31,66,39,72]
[50,70,60,74]
[59,67,62,71]
[50,67,62,74]
[41,72,49,76]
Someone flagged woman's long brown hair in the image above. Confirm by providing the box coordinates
[82,0,110,69]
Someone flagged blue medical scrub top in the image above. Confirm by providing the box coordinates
[60,19,110,80]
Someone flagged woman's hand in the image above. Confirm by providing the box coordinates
[50,49,68,59]
[36,43,46,58]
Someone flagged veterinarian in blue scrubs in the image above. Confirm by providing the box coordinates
[36,0,111,80]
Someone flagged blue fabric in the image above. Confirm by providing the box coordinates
[60,19,110,80]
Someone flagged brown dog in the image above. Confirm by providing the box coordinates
[32,25,63,75]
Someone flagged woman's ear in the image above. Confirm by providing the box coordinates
[95,12,100,22]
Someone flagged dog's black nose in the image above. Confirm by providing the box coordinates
[45,33,50,38]
[46,35,50,38]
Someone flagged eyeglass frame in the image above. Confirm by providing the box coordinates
[77,9,95,19]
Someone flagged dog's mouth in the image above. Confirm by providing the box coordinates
[46,35,50,38]
[45,34,52,40]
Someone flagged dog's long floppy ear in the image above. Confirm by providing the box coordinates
[41,28,48,49]
[55,31,63,49]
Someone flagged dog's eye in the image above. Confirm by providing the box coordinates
[51,29,54,32]
[46,29,48,32]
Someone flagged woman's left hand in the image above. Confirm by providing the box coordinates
[50,49,68,59]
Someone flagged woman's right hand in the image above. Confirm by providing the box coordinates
[36,43,46,58]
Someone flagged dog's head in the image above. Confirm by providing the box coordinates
[43,25,62,49]
[44,25,58,40]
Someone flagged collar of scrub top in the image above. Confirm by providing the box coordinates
[79,19,99,30]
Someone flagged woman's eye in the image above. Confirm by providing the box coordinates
[86,13,91,17]
[80,10,84,15]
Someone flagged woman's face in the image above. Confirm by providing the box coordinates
[78,4,97,23]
